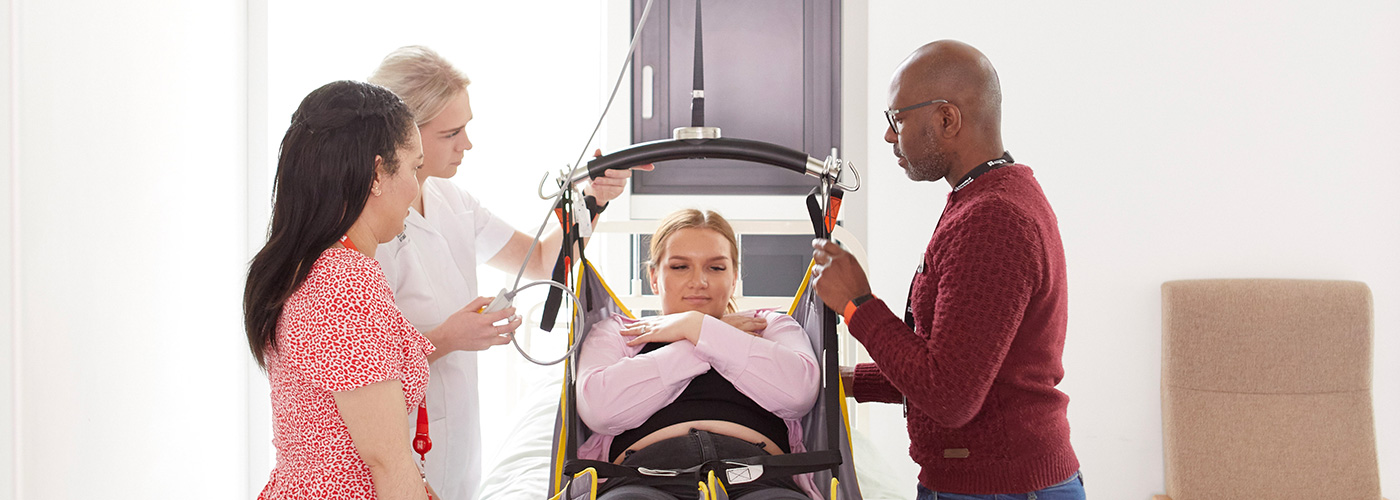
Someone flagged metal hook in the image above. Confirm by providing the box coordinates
[536,172,563,200]
[820,149,861,193]
[538,163,591,200]
[835,160,861,192]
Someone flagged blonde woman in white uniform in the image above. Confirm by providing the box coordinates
[369,46,647,500]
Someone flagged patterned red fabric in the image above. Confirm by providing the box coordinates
[848,165,1078,494]
[259,248,434,499]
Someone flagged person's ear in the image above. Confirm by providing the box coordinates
[647,264,658,293]
[939,104,962,138]
[371,155,386,196]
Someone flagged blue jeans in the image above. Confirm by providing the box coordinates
[915,471,1085,500]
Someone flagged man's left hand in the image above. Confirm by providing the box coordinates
[811,238,872,310]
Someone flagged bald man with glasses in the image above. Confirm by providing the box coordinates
[811,40,1085,500]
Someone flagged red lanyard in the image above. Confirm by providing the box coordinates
[339,234,359,252]
[413,405,432,460]
[342,234,433,464]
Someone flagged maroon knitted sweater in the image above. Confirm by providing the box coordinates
[848,164,1077,494]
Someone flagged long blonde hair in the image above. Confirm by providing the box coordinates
[648,209,740,314]
[368,45,471,126]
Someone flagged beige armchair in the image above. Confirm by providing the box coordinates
[1156,279,1385,500]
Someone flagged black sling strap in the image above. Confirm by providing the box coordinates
[563,449,842,486]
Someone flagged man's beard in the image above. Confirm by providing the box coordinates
[904,128,952,182]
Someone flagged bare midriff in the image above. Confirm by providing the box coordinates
[612,419,783,464]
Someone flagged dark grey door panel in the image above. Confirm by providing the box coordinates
[631,0,841,195]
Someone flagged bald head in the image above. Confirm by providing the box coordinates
[895,40,1002,141]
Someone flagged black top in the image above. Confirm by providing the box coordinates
[609,342,792,461]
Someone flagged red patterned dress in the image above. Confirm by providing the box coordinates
[259,248,435,499]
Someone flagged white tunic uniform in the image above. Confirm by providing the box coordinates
[376,177,513,500]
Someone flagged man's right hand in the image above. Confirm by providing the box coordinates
[811,238,872,311]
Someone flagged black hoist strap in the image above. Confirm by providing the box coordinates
[805,187,845,239]
[540,194,575,332]
[563,449,841,486]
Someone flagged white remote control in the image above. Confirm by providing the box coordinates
[481,288,513,314]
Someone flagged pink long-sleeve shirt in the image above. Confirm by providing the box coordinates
[576,309,822,498]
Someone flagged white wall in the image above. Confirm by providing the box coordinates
[2,0,251,498]
[1,0,15,495]
[859,2,1400,498]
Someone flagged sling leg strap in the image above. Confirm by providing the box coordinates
[564,449,841,485]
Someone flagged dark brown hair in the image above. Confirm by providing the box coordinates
[243,80,415,368]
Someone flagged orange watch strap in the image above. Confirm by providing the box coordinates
[843,294,875,324]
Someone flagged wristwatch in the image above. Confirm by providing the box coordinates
[842,293,875,324]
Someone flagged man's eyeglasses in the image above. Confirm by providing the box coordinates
[884,99,948,135]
